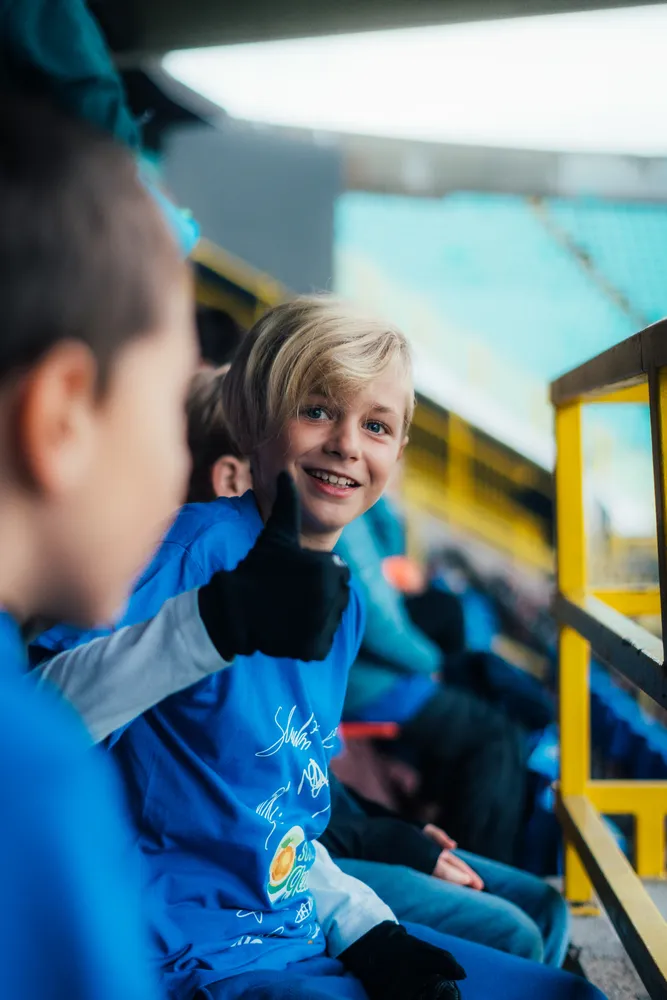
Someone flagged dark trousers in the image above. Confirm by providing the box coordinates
[400,686,527,865]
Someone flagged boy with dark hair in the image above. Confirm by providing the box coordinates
[0,95,197,999]
[186,369,252,502]
[196,305,245,370]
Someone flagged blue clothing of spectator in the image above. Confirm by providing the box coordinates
[0,0,140,146]
[336,507,441,720]
[322,776,568,967]
[38,492,365,999]
[337,857,568,968]
[0,611,158,1000]
[0,0,199,256]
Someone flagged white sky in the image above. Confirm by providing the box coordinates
[164,4,667,156]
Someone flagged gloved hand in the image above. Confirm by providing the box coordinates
[198,472,351,661]
[340,922,466,1000]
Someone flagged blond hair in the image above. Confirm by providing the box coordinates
[222,296,414,455]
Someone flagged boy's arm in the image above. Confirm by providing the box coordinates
[309,841,397,958]
[35,589,229,743]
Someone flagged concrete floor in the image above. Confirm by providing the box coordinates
[567,881,667,1000]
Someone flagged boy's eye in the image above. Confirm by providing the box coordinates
[302,405,331,421]
[365,420,388,435]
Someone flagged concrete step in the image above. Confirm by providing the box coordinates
[565,880,667,1000]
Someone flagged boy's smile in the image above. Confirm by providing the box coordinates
[303,467,361,496]
[254,362,410,551]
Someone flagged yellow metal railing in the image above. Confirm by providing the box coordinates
[405,399,554,573]
[552,321,667,999]
[192,237,285,328]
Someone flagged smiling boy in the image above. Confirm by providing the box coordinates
[113,300,419,996]
[37,299,452,998]
[35,298,609,1000]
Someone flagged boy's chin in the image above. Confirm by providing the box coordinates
[302,505,356,541]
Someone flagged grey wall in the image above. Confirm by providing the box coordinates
[163,119,343,293]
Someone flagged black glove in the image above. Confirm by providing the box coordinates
[340,922,466,1000]
[198,472,351,661]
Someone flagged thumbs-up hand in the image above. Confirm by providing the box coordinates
[198,472,351,661]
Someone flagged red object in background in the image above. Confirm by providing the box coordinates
[340,722,400,741]
[382,555,426,594]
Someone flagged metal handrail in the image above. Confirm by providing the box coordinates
[552,319,667,999]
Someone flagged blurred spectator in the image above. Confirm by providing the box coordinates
[0,94,194,1000]
[196,305,244,370]
[0,0,139,145]
[0,0,198,255]
[337,496,555,864]
[322,775,569,967]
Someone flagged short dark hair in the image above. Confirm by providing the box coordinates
[196,306,244,369]
[186,369,242,503]
[0,95,181,386]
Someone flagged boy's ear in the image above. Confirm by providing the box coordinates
[397,435,409,462]
[18,341,98,495]
[210,455,252,499]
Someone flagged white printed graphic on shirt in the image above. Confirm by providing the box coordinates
[256,706,316,758]
[297,758,328,799]
[231,936,263,948]
[322,728,338,751]
[266,826,314,905]
[294,898,314,924]
[237,910,263,925]
[256,782,291,850]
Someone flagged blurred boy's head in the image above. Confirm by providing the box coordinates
[186,370,252,503]
[0,98,197,625]
[196,306,243,371]
[222,297,414,550]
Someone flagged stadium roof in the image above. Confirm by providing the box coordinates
[96,1,653,59]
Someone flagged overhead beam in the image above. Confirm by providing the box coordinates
[109,0,657,59]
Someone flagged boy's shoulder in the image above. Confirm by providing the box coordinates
[157,491,262,575]
[0,671,90,778]
[165,493,253,548]
[112,493,261,630]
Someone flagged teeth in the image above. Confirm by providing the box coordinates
[310,470,356,487]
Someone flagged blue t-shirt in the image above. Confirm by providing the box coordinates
[38,492,365,999]
[0,611,157,1000]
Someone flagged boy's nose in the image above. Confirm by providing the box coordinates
[324,422,361,461]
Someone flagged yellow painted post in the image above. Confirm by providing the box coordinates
[556,401,593,903]
[635,812,666,878]
[647,365,667,646]
[447,414,474,507]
